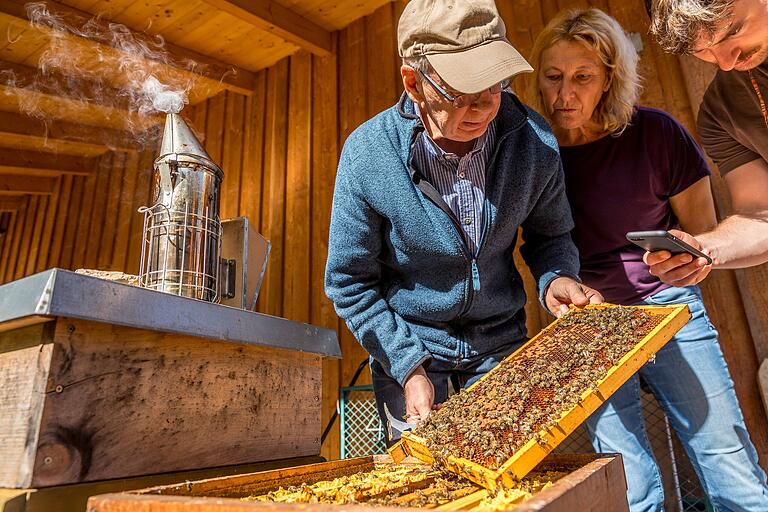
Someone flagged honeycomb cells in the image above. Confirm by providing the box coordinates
[412,307,659,470]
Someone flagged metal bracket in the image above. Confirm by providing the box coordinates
[219,258,236,299]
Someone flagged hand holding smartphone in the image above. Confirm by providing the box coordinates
[626,230,713,265]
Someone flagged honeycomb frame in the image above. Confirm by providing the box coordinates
[389,303,691,490]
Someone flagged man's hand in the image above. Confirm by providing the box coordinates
[544,277,604,317]
[643,229,712,286]
[403,365,434,424]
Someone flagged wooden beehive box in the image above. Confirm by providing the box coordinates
[87,454,629,512]
[391,304,690,490]
[0,269,340,489]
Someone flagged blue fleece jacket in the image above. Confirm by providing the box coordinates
[325,92,579,386]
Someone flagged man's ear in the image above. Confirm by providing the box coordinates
[402,65,423,103]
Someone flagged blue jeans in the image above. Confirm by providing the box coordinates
[586,285,768,512]
[371,339,525,445]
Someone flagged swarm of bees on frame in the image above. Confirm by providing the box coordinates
[477,470,565,511]
[244,465,436,504]
[244,463,566,508]
[367,469,474,507]
[412,307,658,470]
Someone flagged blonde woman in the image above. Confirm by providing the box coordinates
[526,9,768,512]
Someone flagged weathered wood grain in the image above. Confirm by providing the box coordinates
[0,457,323,512]
[1,0,766,467]
[0,318,322,488]
[0,324,54,488]
[514,455,628,512]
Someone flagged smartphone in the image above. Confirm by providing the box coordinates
[626,230,713,265]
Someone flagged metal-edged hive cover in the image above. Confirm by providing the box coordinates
[389,303,691,490]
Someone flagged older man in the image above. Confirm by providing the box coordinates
[645,0,768,284]
[324,0,601,439]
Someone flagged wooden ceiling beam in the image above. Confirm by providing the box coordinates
[0,197,27,212]
[0,149,98,177]
[201,0,332,56]
[0,131,107,157]
[0,175,57,195]
[0,59,132,112]
[0,110,139,153]
[0,84,163,132]
[0,0,257,96]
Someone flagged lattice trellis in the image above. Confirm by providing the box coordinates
[340,385,387,458]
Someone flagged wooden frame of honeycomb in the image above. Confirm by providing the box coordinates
[389,303,691,490]
[87,454,629,512]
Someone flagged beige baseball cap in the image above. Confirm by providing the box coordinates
[398,0,533,94]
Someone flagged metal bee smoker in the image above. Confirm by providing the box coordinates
[138,113,224,302]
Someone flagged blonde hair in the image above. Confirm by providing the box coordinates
[524,8,642,135]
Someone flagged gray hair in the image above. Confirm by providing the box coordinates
[402,55,431,73]
[649,0,733,54]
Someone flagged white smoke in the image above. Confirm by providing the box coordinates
[140,75,187,115]
[2,1,201,140]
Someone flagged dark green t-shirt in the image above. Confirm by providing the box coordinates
[698,59,768,175]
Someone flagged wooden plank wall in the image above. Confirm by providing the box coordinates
[1,0,766,465]
[181,45,345,459]
[0,147,156,284]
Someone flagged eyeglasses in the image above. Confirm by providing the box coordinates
[418,69,509,108]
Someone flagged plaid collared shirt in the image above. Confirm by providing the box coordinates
[411,118,497,256]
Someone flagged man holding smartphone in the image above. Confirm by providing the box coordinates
[646,0,768,284]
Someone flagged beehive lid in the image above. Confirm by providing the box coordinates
[389,303,690,490]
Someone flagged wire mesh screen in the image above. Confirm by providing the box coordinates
[340,385,387,458]
[555,384,713,512]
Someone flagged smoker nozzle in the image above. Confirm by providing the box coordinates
[157,113,223,179]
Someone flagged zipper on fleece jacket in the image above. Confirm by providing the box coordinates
[470,259,481,291]
[408,162,480,308]
[404,106,519,317]
[420,183,491,318]
[457,128,513,311]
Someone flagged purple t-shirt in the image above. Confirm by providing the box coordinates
[559,106,711,304]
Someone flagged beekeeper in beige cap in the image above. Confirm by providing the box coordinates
[326,0,599,440]
[398,0,533,153]
[399,0,532,95]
